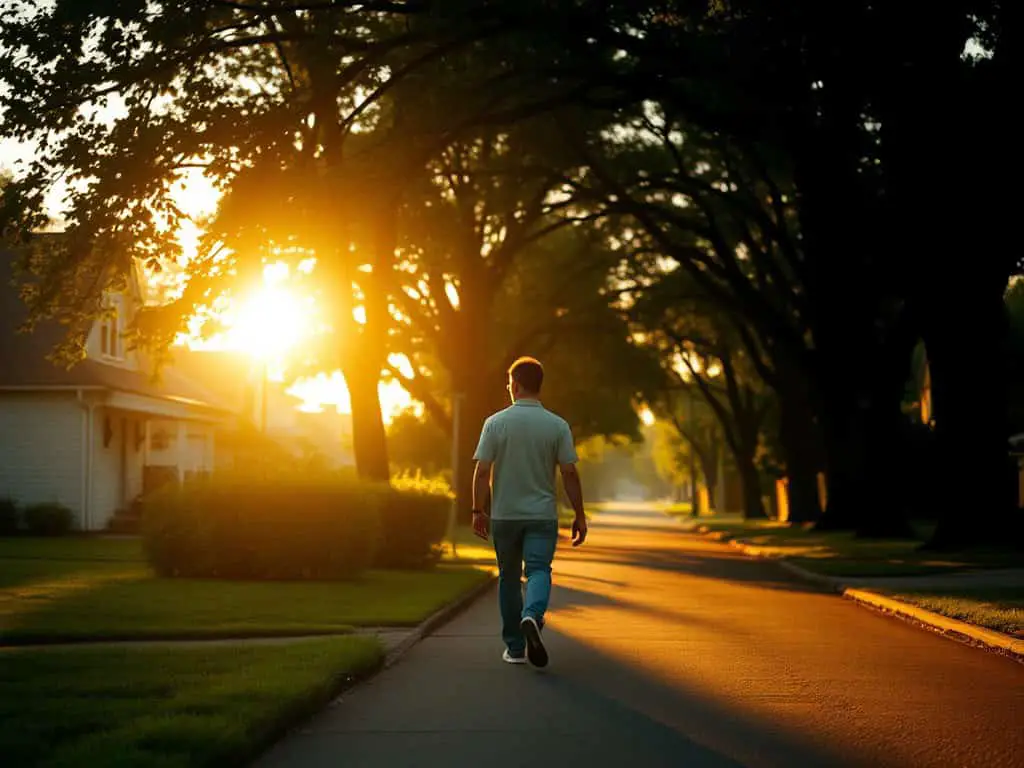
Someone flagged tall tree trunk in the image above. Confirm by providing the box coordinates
[345,360,390,482]
[923,292,1019,549]
[696,435,719,513]
[777,393,821,524]
[735,449,767,519]
[815,336,915,537]
[338,199,396,485]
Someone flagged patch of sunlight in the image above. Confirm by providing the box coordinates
[441,544,496,565]
[0,571,143,620]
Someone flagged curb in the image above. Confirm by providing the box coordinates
[701,530,1023,658]
[382,571,497,669]
[843,588,1024,656]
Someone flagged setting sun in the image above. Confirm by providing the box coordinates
[226,283,309,360]
[183,262,415,423]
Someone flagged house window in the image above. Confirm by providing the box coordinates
[100,303,122,359]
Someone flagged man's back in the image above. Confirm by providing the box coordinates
[474,399,577,521]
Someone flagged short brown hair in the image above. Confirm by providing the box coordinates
[508,356,544,394]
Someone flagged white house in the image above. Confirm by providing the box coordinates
[0,251,232,531]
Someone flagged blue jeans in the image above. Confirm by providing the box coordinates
[492,519,559,655]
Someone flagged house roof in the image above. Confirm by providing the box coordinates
[0,248,231,412]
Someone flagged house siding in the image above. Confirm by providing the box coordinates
[0,392,84,527]
[91,408,146,530]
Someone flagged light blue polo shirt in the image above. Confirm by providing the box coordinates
[473,399,578,521]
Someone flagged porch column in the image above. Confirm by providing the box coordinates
[176,420,187,485]
[143,419,152,464]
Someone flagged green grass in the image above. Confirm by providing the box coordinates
[879,586,1024,637]
[694,519,1021,577]
[0,537,491,643]
[0,636,383,767]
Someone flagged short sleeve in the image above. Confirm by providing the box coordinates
[556,420,578,465]
[473,418,497,462]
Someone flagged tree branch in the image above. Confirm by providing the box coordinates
[384,363,451,433]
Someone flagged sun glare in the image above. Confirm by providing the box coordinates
[639,407,656,426]
[182,261,417,424]
[226,283,309,360]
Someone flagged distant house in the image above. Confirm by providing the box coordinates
[169,349,356,471]
[0,252,232,531]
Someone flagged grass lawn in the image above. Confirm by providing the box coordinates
[693,518,1021,577]
[877,586,1024,638]
[0,537,492,644]
[0,636,383,768]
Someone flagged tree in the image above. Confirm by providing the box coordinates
[384,135,655,513]
[630,280,771,519]
[651,389,724,513]
[0,1,464,482]
[648,420,692,503]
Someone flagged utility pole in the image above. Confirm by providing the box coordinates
[687,390,698,517]
[446,392,464,558]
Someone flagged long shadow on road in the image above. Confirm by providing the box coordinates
[257,508,1024,768]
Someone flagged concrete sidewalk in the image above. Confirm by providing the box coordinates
[256,508,1024,768]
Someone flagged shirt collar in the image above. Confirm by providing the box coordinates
[513,399,542,408]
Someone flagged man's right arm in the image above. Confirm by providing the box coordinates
[556,420,585,544]
[559,462,585,518]
[559,462,587,546]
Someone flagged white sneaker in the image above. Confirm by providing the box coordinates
[502,649,527,665]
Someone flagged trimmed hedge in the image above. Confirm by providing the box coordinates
[23,502,73,536]
[374,485,450,569]
[0,498,18,536]
[142,472,382,581]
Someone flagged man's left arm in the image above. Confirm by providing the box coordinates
[471,461,493,539]
[472,420,496,539]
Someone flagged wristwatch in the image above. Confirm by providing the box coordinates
[471,508,486,516]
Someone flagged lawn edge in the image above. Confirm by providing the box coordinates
[693,525,1024,658]
[232,639,388,768]
[0,627,355,647]
[251,570,497,764]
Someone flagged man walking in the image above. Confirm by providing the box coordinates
[471,356,587,668]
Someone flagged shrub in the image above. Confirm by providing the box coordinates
[0,497,19,536]
[375,477,452,569]
[23,502,74,536]
[142,471,382,581]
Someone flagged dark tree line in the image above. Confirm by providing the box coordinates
[1,1,1019,546]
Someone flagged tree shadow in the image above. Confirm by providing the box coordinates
[559,541,829,594]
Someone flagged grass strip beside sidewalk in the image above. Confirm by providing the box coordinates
[0,537,491,644]
[695,519,1019,578]
[875,586,1023,638]
[0,636,383,768]
[692,517,1023,639]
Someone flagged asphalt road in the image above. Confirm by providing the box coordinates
[257,506,1024,768]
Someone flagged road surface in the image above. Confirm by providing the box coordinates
[258,506,1024,768]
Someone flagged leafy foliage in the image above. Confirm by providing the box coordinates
[23,502,74,536]
[374,480,451,569]
[0,498,19,536]
[142,471,381,580]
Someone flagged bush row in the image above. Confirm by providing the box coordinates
[141,471,451,580]
[0,498,74,537]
